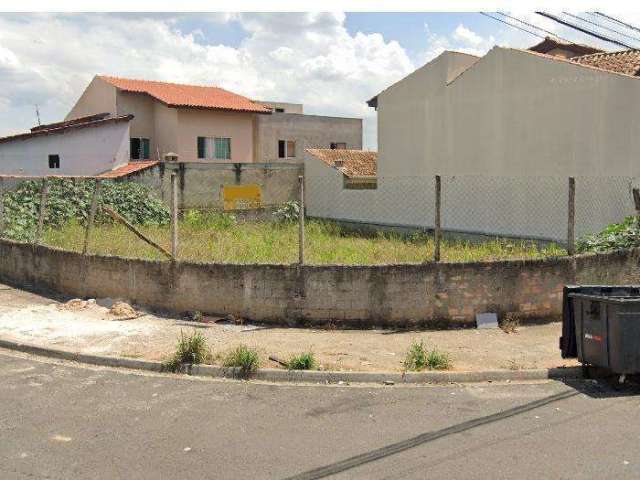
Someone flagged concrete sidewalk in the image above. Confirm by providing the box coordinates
[0,282,577,373]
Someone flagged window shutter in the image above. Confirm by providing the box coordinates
[287,140,296,158]
[197,137,206,159]
[215,138,231,160]
[142,139,150,159]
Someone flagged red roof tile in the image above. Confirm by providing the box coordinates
[98,161,159,179]
[99,75,271,113]
[572,50,640,76]
[306,149,377,178]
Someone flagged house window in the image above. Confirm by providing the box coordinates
[331,142,347,150]
[197,137,232,160]
[130,138,150,160]
[275,108,285,113]
[278,140,296,159]
[48,154,60,169]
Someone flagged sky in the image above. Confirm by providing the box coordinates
[0,12,637,149]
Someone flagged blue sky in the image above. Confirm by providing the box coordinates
[0,12,633,148]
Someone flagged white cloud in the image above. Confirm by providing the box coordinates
[453,24,483,46]
[0,13,414,149]
[421,23,497,64]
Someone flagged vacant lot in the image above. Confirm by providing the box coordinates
[42,214,565,264]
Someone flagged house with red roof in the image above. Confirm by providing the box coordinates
[65,75,362,164]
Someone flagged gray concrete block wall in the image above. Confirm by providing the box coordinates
[124,162,303,210]
[1,238,639,328]
[256,113,362,164]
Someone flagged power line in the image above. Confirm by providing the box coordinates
[536,11,634,49]
[496,12,571,43]
[562,12,640,45]
[480,12,546,40]
[594,12,640,35]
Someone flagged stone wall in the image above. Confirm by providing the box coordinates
[1,238,638,328]
[124,161,303,210]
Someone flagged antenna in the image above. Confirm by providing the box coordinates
[35,104,41,126]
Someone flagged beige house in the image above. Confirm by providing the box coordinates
[66,76,362,164]
[306,39,640,241]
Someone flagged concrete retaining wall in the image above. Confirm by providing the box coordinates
[1,238,639,328]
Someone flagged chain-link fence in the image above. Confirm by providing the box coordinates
[0,173,636,265]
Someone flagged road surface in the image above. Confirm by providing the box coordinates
[1,350,639,479]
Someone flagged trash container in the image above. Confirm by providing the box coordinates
[561,285,640,374]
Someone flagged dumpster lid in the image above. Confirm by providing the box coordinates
[568,293,640,304]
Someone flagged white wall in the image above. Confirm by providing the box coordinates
[0,121,131,176]
[304,49,640,242]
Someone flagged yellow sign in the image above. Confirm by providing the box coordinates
[222,184,262,210]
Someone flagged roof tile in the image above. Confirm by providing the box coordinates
[98,75,271,113]
[572,50,640,76]
[306,149,377,178]
[98,161,159,178]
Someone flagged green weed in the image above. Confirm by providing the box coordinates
[286,352,317,370]
[222,345,260,376]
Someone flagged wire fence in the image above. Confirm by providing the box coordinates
[0,173,636,265]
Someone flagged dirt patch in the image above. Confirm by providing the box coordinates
[0,282,577,372]
[109,302,137,319]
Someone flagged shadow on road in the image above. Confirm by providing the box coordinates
[284,388,579,480]
[560,375,640,399]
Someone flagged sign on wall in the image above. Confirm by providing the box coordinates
[222,184,262,210]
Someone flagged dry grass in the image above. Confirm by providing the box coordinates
[42,216,566,265]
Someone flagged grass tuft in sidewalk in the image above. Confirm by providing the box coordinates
[404,340,452,371]
[162,330,211,372]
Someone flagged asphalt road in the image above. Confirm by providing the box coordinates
[1,350,639,480]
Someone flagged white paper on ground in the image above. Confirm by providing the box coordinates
[476,312,499,329]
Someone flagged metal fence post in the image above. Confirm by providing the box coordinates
[434,175,442,262]
[567,177,576,256]
[83,179,101,255]
[34,177,49,245]
[298,175,305,265]
[171,173,178,260]
[0,190,4,238]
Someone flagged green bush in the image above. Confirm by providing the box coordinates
[577,216,640,253]
[162,330,211,372]
[222,345,260,376]
[403,340,451,371]
[0,179,169,242]
[286,352,317,370]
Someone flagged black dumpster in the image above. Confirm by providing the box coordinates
[561,285,640,374]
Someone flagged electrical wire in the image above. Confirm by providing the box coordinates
[536,12,634,49]
[496,12,571,43]
[480,12,545,40]
[562,12,640,46]
[594,12,640,35]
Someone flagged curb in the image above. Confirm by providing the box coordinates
[0,338,582,385]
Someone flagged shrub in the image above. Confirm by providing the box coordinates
[273,201,300,223]
[1,179,169,242]
[577,216,640,253]
[162,330,211,372]
[425,349,451,370]
[404,340,428,371]
[403,340,451,371]
[286,352,317,370]
[222,345,260,376]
